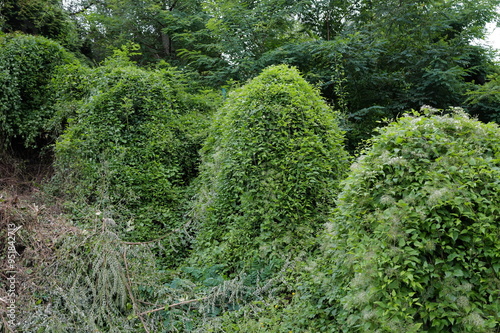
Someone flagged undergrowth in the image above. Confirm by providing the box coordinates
[1,170,295,332]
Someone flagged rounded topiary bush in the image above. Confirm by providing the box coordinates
[54,64,210,241]
[324,109,500,332]
[0,33,75,149]
[191,64,348,272]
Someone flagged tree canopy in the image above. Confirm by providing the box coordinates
[3,0,498,135]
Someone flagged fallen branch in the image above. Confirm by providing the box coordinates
[0,313,15,333]
[137,297,208,317]
[121,232,172,245]
[123,248,150,333]
[121,220,192,245]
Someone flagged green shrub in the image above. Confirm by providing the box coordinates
[0,0,80,51]
[321,108,500,332]
[53,60,214,243]
[191,64,348,273]
[0,33,75,149]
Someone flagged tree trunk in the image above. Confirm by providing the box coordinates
[161,31,171,56]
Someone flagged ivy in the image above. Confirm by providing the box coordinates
[53,55,217,245]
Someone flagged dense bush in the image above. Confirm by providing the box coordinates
[53,57,215,242]
[190,64,348,273]
[317,109,500,332]
[0,33,75,150]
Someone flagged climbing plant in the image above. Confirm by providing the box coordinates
[0,33,75,150]
[321,108,500,332]
[191,64,349,274]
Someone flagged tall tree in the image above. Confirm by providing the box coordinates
[204,0,301,61]
[257,0,500,149]
[67,0,218,64]
[294,0,361,40]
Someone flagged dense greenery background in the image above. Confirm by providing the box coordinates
[1,0,500,332]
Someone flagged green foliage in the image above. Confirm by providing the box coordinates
[0,0,80,51]
[53,55,216,243]
[467,73,500,123]
[294,0,361,41]
[191,64,348,273]
[4,1,500,331]
[318,109,500,332]
[246,0,500,150]
[204,0,303,64]
[60,0,500,149]
[258,32,496,150]
[0,33,75,150]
